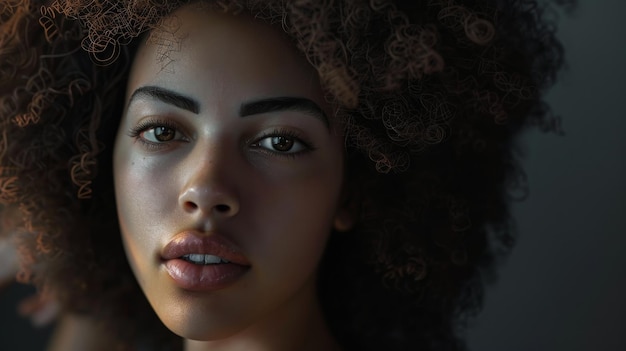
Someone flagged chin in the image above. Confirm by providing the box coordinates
[158,307,249,342]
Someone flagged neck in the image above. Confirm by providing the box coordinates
[184,279,341,351]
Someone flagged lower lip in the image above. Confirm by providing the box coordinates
[163,259,249,291]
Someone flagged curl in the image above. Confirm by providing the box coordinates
[0,0,569,350]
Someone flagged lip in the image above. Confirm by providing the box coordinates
[161,231,250,291]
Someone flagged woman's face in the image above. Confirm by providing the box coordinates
[113,6,351,341]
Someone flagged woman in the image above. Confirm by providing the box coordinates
[0,0,566,350]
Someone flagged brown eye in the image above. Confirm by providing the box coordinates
[271,136,294,152]
[256,133,308,154]
[141,126,182,143]
[154,126,175,141]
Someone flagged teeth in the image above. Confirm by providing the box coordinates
[186,254,205,263]
[203,255,223,264]
[182,254,230,265]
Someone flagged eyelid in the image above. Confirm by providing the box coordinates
[128,117,184,136]
[249,128,316,157]
[127,118,190,149]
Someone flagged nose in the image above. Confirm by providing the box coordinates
[178,149,240,219]
[179,186,240,217]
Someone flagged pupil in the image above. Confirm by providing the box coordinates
[154,127,174,141]
[272,136,293,151]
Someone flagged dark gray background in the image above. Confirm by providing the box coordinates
[467,0,626,350]
[2,1,625,350]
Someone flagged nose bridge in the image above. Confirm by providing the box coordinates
[190,136,227,181]
[178,135,240,217]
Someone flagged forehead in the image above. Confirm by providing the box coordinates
[149,6,294,57]
[127,5,323,106]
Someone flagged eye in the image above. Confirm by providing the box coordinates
[252,130,313,155]
[141,126,182,143]
[127,119,189,150]
[258,135,301,153]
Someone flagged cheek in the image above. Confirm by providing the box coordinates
[114,139,177,228]
[112,139,174,281]
[113,141,144,279]
[246,159,345,270]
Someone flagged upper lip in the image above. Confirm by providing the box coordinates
[161,231,250,266]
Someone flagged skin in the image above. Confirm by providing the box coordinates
[113,5,352,351]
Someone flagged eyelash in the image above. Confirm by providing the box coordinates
[128,120,315,157]
[127,118,186,151]
[250,128,316,159]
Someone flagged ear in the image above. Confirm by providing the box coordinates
[333,208,355,232]
[333,187,357,232]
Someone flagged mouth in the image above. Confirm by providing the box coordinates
[180,254,231,265]
[161,231,250,265]
[161,231,250,291]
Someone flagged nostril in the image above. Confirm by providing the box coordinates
[215,204,230,213]
[184,201,199,211]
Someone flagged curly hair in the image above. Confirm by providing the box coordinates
[0,0,569,350]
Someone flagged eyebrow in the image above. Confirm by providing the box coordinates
[240,97,329,129]
[128,86,199,114]
[128,86,329,128]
